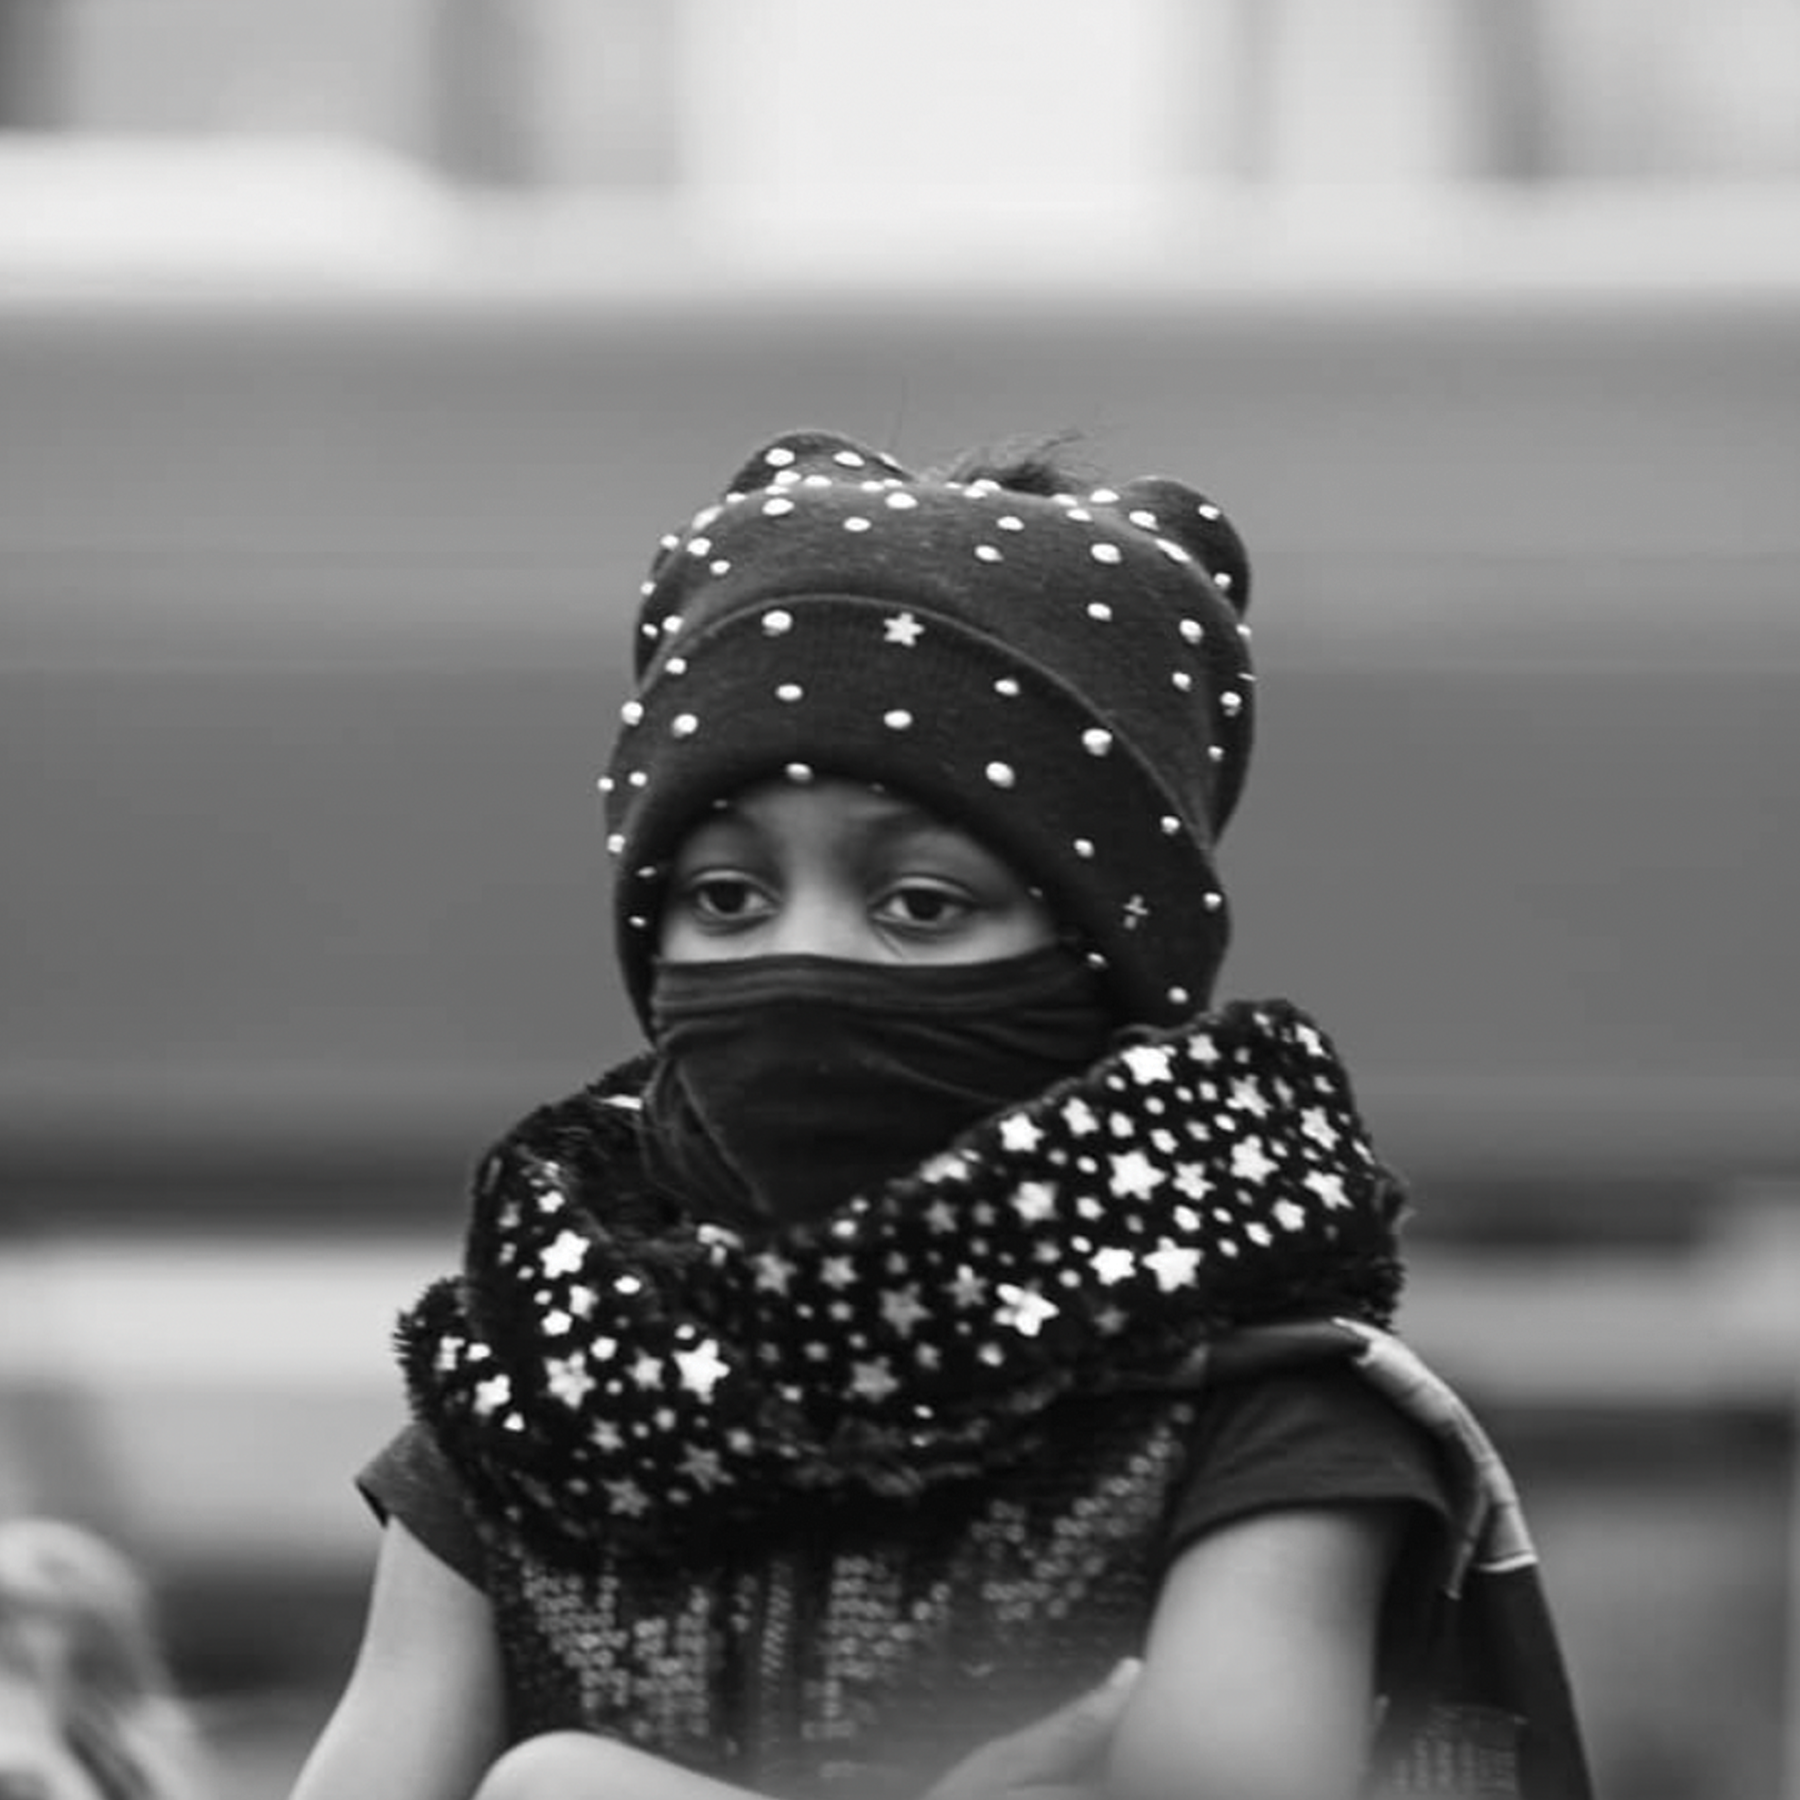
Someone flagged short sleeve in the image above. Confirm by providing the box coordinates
[1164,1364,1453,1559]
[357,1423,488,1593]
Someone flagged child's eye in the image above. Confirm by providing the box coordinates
[677,874,774,927]
[872,881,977,934]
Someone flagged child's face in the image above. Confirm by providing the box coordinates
[659,778,1057,966]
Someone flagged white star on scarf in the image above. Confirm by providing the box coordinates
[1062,1097,1100,1136]
[1000,1114,1043,1153]
[1122,1043,1174,1084]
[852,1358,900,1402]
[1231,1138,1277,1184]
[1300,1107,1340,1149]
[996,1283,1059,1337]
[1109,1149,1165,1200]
[950,1266,986,1308]
[883,612,925,647]
[881,1285,929,1336]
[755,1251,796,1294]
[673,1338,730,1400]
[1305,1169,1351,1209]
[1173,1163,1212,1201]
[1090,1245,1136,1285]
[1013,1180,1058,1222]
[1228,1077,1270,1118]
[1144,1242,1201,1291]
[541,1230,586,1278]
[544,1354,594,1407]
[605,1477,651,1518]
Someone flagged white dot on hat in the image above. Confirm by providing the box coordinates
[628,770,647,788]
[1087,602,1113,622]
[762,608,794,636]
[1066,507,1093,523]
[627,914,648,931]
[1073,838,1095,859]
[985,761,1016,788]
[844,516,872,533]
[1203,891,1225,912]
[1180,619,1204,644]
[860,479,885,493]
[1172,670,1194,692]
[1208,745,1226,764]
[1090,543,1123,566]
[621,700,644,726]
[1238,622,1253,641]
[1160,815,1180,835]
[885,492,919,510]
[771,468,801,487]
[665,657,688,676]
[691,505,721,530]
[596,775,614,794]
[834,449,866,468]
[997,515,1024,533]
[686,537,711,557]
[660,534,679,551]
[884,709,913,731]
[1128,509,1158,529]
[1157,538,1192,564]
[1090,487,1120,504]
[994,677,1021,697]
[802,474,832,489]
[1198,501,1221,520]
[639,580,655,597]
[765,446,796,466]
[776,683,804,703]
[1167,985,1190,1007]
[785,762,814,784]
[763,496,794,516]
[975,545,1003,563]
[606,832,625,854]
[1082,729,1113,756]
[709,559,731,576]
[1213,570,1234,592]
[672,713,698,738]
[1221,691,1244,715]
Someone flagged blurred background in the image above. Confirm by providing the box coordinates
[2,2,1798,1795]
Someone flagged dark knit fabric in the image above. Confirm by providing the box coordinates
[398,1000,1406,1558]
[600,428,1256,1030]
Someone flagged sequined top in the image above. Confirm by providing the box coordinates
[363,1370,1450,1792]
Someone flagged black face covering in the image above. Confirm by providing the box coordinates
[642,947,1117,1232]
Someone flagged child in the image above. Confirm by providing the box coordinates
[0,1517,206,1800]
[294,430,1590,1800]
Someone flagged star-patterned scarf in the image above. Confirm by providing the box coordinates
[398,997,1409,1561]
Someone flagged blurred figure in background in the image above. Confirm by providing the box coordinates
[0,1520,206,1800]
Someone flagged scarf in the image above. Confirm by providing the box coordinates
[399,998,1406,1554]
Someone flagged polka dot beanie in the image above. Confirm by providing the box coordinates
[601,428,1255,1031]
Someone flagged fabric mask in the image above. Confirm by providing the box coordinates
[642,946,1117,1230]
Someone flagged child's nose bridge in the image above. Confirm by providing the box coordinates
[764,873,871,961]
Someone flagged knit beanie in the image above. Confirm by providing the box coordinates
[600,428,1254,1031]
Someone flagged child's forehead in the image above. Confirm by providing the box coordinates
[683,777,979,846]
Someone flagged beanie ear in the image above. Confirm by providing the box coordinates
[721,428,911,499]
[1111,478,1250,617]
